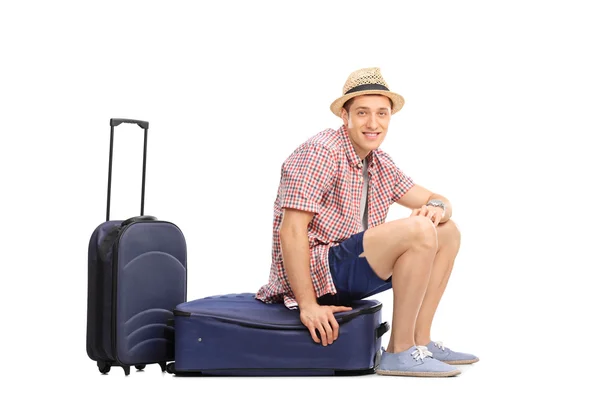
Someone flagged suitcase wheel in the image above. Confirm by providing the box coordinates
[135,364,146,371]
[166,362,176,374]
[159,361,167,372]
[97,361,111,374]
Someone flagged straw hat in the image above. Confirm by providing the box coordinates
[330,67,405,117]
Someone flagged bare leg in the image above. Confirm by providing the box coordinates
[414,220,461,345]
[361,216,438,353]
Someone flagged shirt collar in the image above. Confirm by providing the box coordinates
[339,125,377,169]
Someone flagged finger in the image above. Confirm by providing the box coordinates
[433,212,441,226]
[332,306,353,313]
[420,205,428,216]
[329,315,340,341]
[411,208,419,217]
[321,318,334,345]
[316,324,328,347]
[307,323,320,343]
[428,208,437,220]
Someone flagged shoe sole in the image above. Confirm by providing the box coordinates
[376,369,461,377]
[444,357,479,365]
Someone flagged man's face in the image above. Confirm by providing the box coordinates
[341,94,392,160]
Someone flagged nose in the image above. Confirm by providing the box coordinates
[367,113,378,130]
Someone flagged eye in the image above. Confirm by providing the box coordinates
[357,111,366,116]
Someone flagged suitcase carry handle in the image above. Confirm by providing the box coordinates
[121,215,157,227]
[106,118,150,221]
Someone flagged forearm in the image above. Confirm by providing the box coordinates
[427,193,452,223]
[280,228,317,308]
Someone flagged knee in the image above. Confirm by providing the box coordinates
[408,216,438,251]
[438,219,461,249]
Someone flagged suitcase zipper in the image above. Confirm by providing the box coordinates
[111,221,144,364]
[110,224,127,364]
[173,302,382,330]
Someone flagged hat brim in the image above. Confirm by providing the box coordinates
[330,90,405,117]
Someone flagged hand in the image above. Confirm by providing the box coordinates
[411,205,443,226]
[299,303,353,346]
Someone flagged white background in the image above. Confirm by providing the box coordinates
[1,0,599,397]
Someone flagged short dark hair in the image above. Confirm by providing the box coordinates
[342,94,393,114]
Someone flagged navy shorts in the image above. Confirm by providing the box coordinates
[318,231,392,306]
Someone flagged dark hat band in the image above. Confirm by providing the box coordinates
[345,83,389,95]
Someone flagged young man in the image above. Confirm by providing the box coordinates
[256,67,478,377]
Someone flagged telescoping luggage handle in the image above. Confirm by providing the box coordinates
[106,118,150,222]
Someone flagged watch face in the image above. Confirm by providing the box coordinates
[428,200,445,209]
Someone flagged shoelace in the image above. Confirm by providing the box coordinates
[413,346,433,361]
[434,341,445,350]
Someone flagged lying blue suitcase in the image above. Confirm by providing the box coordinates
[86,119,187,376]
[167,293,389,376]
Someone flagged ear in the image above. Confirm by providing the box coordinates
[341,108,349,126]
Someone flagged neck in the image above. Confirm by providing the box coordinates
[354,146,370,161]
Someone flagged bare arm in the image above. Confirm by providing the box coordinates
[280,208,318,308]
[279,207,352,345]
[396,184,453,223]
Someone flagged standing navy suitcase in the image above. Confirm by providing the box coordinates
[167,293,389,376]
[86,118,187,376]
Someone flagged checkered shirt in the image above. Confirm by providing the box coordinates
[255,125,414,309]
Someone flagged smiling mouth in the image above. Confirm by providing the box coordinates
[363,132,380,139]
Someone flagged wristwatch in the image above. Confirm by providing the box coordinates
[426,199,446,217]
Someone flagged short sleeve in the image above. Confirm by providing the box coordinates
[278,143,335,214]
[391,165,415,203]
